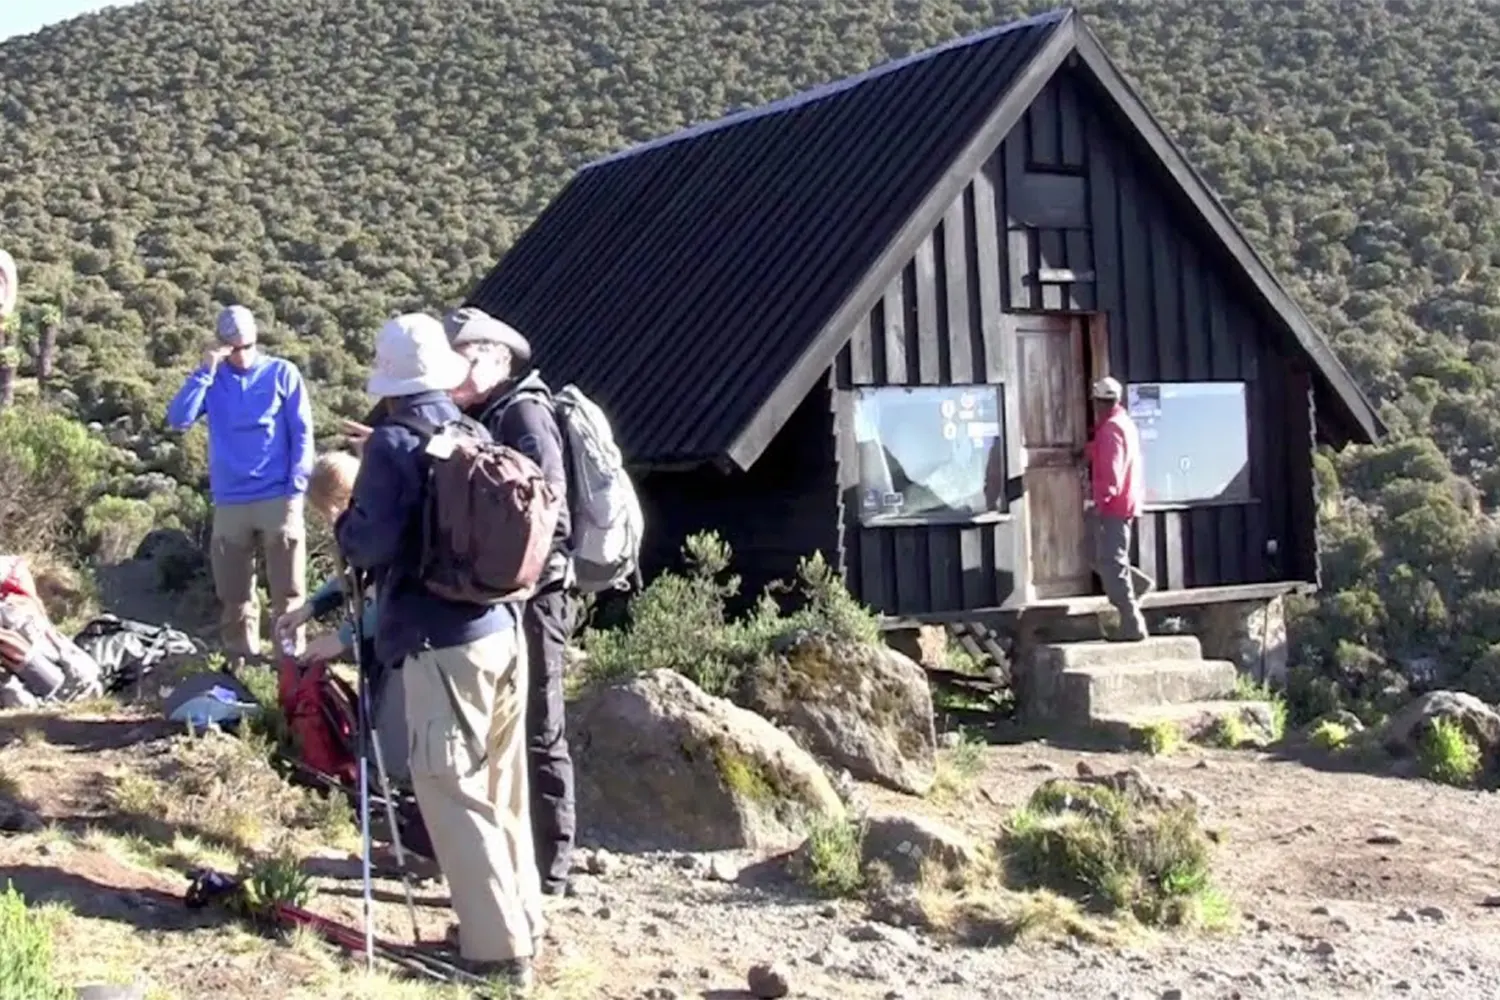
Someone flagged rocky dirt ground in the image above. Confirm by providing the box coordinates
[3,704,1499,1000]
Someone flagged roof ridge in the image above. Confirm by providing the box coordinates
[581,7,1072,173]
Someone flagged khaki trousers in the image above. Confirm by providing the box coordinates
[404,628,543,963]
[1089,510,1153,639]
[210,496,307,657]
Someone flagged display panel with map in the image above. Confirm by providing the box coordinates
[1126,381,1252,506]
[852,385,1007,525]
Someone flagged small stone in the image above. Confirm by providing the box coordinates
[1417,906,1448,922]
[696,967,712,980]
[1162,990,1184,1000]
[709,856,740,883]
[747,961,790,999]
[807,950,828,966]
[674,853,701,870]
[594,905,613,920]
[1076,760,1095,777]
[585,849,616,876]
[939,731,961,749]
[1194,758,1210,769]
[941,969,968,984]
[658,969,679,981]
[1393,982,1412,992]
[849,922,919,950]
[1256,918,1273,932]
[1026,761,1059,773]
[818,904,839,919]
[641,988,679,1000]
[1311,905,1331,915]
[1330,917,1351,932]
[1481,895,1500,908]
[1310,940,1336,957]
[76,989,146,1000]
[1393,908,1417,923]
[642,922,661,937]
[1368,829,1402,846]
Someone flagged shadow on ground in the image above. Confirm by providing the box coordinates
[0,713,171,752]
[2,864,206,932]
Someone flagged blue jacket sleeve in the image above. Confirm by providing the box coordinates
[334,428,420,572]
[282,363,315,495]
[166,368,215,431]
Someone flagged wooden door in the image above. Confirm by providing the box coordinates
[1016,314,1091,599]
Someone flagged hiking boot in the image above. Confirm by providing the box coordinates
[463,956,534,993]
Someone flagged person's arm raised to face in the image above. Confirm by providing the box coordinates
[165,345,228,431]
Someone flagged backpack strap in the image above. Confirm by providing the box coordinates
[386,412,442,440]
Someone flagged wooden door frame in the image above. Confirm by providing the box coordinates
[1011,310,1113,605]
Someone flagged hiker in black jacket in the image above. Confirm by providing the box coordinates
[445,306,576,897]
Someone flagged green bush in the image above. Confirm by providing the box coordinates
[794,814,867,899]
[0,882,69,1000]
[580,533,882,697]
[83,494,156,564]
[0,404,113,551]
[1003,782,1225,929]
[1309,719,1351,751]
[1418,718,1482,787]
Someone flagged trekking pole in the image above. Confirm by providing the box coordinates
[341,560,422,943]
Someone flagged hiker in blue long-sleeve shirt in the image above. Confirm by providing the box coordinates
[166,305,314,657]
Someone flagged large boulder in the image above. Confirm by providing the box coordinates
[571,669,845,851]
[738,633,937,795]
[1380,690,1500,767]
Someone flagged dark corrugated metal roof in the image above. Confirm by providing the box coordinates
[469,10,1070,466]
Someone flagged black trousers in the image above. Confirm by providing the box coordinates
[521,587,576,891]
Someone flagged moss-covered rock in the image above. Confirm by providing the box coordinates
[738,632,937,795]
[570,669,845,851]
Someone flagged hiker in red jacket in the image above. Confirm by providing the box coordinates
[1084,377,1154,641]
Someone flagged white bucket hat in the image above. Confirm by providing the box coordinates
[366,313,470,399]
[0,250,17,318]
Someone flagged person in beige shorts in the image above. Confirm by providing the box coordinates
[166,305,314,657]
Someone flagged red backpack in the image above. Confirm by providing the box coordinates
[277,653,358,786]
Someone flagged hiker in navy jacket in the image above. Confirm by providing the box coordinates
[445,306,576,898]
[334,313,541,990]
[166,306,313,657]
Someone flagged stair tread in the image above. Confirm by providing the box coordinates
[1095,699,1270,724]
[1039,636,1199,652]
[1060,659,1237,677]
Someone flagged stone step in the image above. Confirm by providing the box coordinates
[1092,699,1278,746]
[1034,635,1203,671]
[1056,659,1238,718]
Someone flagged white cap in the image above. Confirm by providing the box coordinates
[366,314,470,399]
[1091,376,1123,400]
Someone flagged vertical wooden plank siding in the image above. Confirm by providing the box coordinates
[833,71,1317,618]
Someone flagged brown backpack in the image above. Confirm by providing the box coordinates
[389,414,562,605]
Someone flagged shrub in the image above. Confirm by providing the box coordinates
[1418,718,1482,787]
[0,403,113,551]
[581,533,882,696]
[1134,720,1183,756]
[1003,781,1225,928]
[1309,719,1351,751]
[83,494,156,564]
[0,882,69,1000]
[795,814,866,898]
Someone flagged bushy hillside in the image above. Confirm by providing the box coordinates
[0,0,1498,715]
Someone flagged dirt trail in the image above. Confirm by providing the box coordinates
[3,713,1498,1000]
